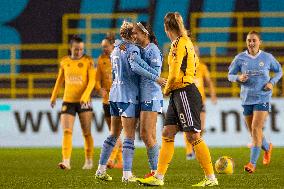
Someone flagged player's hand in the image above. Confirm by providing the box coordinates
[238,74,249,82]
[211,95,217,104]
[264,82,273,91]
[50,101,56,108]
[157,77,167,87]
[100,88,107,98]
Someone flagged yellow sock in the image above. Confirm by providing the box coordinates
[157,137,175,175]
[84,134,94,160]
[116,139,123,163]
[183,133,193,154]
[192,138,214,176]
[109,146,119,162]
[62,129,73,159]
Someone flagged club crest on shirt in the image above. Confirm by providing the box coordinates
[62,105,67,112]
[78,62,83,68]
[259,62,264,67]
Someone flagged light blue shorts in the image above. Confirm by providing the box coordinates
[110,102,139,118]
[140,100,163,113]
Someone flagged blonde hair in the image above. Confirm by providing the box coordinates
[120,21,134,40]
[164,12,187,36]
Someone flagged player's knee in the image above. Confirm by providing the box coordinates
[186,131,200,143]
[83,132,92,137]
[63,129,72,135]
[162,127,175,139]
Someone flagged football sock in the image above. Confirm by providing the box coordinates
[261,137,270,151]
[192,138,215,177]
[62,129,73,159]
[109,145,119,162]
[183,132,193,154]
[99,135,117,165]
[123,138,135,171]
[250,146,261,167]
[147,143,159,171]
[83,134,94,160]
[157,137,175,176]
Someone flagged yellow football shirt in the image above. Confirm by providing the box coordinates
[164,35,199,95]
[94,54,112,104]
[50,55,96,103]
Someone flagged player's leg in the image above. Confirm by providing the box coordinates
[184,104,205,160]
[245,109,269,172]
[121,115,137,182]
[58,103,76,170]
[140,101,160,176]
[78,109,94,170]
[137,96,178,186]
[103,103,122,169]
[179,85,217,186]
[95,102,122,181]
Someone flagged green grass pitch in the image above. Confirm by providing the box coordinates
[0,147,283,188]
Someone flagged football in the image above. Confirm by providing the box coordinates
[215,156,234,174]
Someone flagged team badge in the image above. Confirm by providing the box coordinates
[62,105,67,112]
[78,62,83,68]
[259,62,264,67]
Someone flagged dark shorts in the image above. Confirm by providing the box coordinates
[164,84,202,132]
[103,103,111,118]
[110,101,140,118]
[61,102,93,116]
[242,103,271,116]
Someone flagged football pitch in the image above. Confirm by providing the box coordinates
[0,147,283,188]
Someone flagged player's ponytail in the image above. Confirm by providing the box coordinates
[164,12,187,37]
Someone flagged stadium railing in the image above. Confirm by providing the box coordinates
[0,12,283,98]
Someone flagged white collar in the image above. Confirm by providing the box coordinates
[245,50,262,59]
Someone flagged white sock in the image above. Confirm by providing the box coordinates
[85,159,93,164]
[206,174,216,180]
[63,159,70,165]
[123,171,132,179]
[155,173,164,180]
[97,164,106,173]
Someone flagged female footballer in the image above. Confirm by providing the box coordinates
[138,12,218,186]
[228,31,282,173]
[50,35,96,170]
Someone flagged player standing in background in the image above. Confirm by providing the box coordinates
[95,21,164,182]
[132,22,165,177]
[184,45,217,160]
[228,31,282,173]
[138,12,218,186]
[50,35,96,170]
[95,34,123,169]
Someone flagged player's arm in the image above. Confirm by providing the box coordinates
[80,59,96,103]
[164,39,186,95]
[128,46,159,81]
[269,55,283,85]
[129,53,159,76]
[228,57,243,82]
[50,63,64,107]
[94,57,102,91]
[203,65,217,103]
